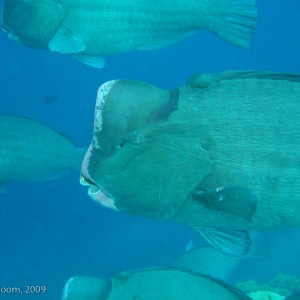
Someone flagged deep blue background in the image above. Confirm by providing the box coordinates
[0,0,300,299]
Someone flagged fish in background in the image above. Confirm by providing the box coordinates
[0,114,85,191]
[1,0,257,68]
[61,270,300,300]
[43,94,58,104]
[80,71,300,257]
[62,268,253,300]
[172,236,269,281]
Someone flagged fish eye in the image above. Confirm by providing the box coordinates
[114,142,125,150]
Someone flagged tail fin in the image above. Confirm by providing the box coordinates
[211,0,257,49]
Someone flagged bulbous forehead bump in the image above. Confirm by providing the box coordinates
[80,80,118,184]
[93,80,118,148]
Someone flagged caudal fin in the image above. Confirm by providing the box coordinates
[211,0,257,49]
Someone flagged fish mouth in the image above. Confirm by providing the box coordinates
[1,22,22,43]
[2,24,10,33]
[80,174,118,211]
[5,31,21,43]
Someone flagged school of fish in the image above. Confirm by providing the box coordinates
[2,0,300,299]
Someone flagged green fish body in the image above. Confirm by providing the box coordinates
[0,114,85,190]
[81,71,300,255]
[62,268,252,300]
[1,0,257,67]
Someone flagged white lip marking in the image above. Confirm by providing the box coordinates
[93,80,118,148]
[80,80,119,189]
[82,80,121,211]
[80,145,93,183]
[88,186,118,211]
[8,33,21,43]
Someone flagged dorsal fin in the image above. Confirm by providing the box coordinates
[187,71,300,88]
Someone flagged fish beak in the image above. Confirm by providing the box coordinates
[87,186,118,211]
[7,32,21,43]
[87,184,101,196]
[1,23,19,41]
[80,174,118,211]
[79,173,93,186]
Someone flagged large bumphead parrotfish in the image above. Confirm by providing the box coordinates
[62,268,253,300]
[1,0,257,68]
[0,114,85,191]
[80,71,300,256]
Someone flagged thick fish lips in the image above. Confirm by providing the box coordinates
[1,0,64,47]
[80,81,119,211]
[80,174,117,211]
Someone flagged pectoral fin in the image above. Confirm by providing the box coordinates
[192,186,257,221]
[196,227,252,257]
[49,25,86,54]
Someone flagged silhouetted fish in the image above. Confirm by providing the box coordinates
[43,95,58,104]
[0,114,85,191]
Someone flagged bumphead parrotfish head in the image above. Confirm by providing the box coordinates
[1,0,64,48]
[80,79,212,219]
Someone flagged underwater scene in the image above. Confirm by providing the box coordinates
[0,0,300,299]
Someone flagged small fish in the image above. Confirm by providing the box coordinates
[62,268,252,300]
[80,71,300,256]
[43,95,58,104]
[1,0,257,68]
[0,114,85,191]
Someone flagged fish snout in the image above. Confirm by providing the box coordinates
[80,173,118,211]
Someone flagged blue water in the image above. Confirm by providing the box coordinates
[0,0,300,299]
